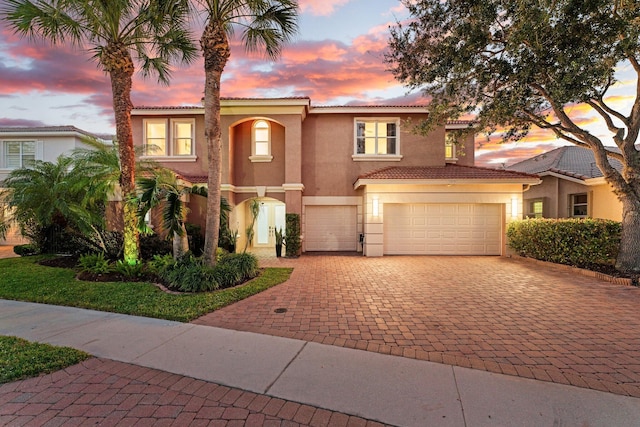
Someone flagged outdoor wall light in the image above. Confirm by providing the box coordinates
[511,196,519,218]
[372,197,380,217]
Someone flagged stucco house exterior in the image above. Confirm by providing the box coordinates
[507,146,623,221]
[131,97,539,256]
[0,126,110,245]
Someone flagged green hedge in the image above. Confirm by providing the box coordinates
[285,213,301,257]
[507,218,621,267]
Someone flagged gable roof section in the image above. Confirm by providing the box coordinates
[354,164,539,189]
[507,146,623,180]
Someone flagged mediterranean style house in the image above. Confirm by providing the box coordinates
[0,126,110,245]
[132,97,539,256]
[507,146,623,221]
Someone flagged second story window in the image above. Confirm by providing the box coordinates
[250,119,273,162]
[445,133,457,161]
[143,119,195,159]
[3,141,36,169]
[353,119,402,161]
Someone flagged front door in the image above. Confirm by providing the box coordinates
[255,200,286,247]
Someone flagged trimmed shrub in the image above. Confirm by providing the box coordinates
[13,244,39,256]
[507,218,621,267]
[155,251,259,293]
[285,213,301,257]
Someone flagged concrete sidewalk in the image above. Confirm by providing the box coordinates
[1,300,639,427]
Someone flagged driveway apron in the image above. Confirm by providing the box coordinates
[193,255,640,398]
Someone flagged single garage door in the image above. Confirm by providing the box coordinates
[305,205,357,251]
[384,203,502,255]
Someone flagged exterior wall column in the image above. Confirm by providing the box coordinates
[284,119,303,216]
[363,189,384,256]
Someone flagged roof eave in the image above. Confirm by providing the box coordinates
[354,177,542,190]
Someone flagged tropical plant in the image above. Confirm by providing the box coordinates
[386,0,640,273]
[136,168,208,259]
[2,0,197,265]
[195,0,299,266]
[0,156,105,253]
[243,198,260,253]
[78,252,111,274]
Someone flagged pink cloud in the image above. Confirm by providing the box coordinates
[298,0,351,16]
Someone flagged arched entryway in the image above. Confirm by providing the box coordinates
[233,198,285,250]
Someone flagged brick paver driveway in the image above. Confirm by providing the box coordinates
[194,255,640,398]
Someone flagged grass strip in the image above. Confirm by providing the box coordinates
[0,256,292,322]
[0,336,90,384]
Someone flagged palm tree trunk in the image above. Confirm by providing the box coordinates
[201,22,230,267]
[107,44,139,264]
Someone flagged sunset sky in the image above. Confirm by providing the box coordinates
[0,0,635,167]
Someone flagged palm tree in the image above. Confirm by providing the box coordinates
[136,169,205,258]
[195,0,299,266]
[0,156,104,253]
[136,168,232,259]
[2,0,197,264]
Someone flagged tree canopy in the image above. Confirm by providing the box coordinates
[387,0,640,272]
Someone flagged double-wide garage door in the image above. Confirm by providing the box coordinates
[305,205,357,251]
[384,203,502,255]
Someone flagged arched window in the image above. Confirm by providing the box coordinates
[250,120,273,162]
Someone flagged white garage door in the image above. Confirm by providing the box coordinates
[384,204,502,255]
[305,205,357,251]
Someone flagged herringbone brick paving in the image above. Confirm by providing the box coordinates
[194,255,640,398]
[0,358,388,427]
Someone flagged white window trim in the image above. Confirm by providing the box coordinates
[353,117,401,160]
[250,119,273,163]
[141,118,197,160]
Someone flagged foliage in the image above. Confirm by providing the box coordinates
[147,254,175,276]
[386,0,640,273]
[198,0,299,265]
[0,156,105,254]
[78,252,111,274]
[13,244,38,257]
[2,0,198,265]
[186,223,205,256]
[113,260,145,280]
[0,256,291,322]
[156,251,259,293]
[285,213,301,257]
[0,336,90,384]
[275,227,285,246]
[507,218,622,267]
[139,234,172,260]
[243,199,260,253]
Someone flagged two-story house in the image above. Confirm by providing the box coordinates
[131,98,539,256]
[0,126,111,245]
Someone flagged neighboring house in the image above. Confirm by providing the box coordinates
[131,98,539,256]
[0,126,110,245]
[507,146,623,221]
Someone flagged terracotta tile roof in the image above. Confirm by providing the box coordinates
[356,164,539,183]
[176,173,208,184]
[507,146,623,179]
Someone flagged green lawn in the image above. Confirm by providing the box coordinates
[0,336,90,384]
[0,256,292,322]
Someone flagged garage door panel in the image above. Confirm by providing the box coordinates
[306,206,357,251]
[384,203,502,255]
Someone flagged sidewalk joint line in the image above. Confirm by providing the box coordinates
[452,367,468,427]
[264,341,308,395]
